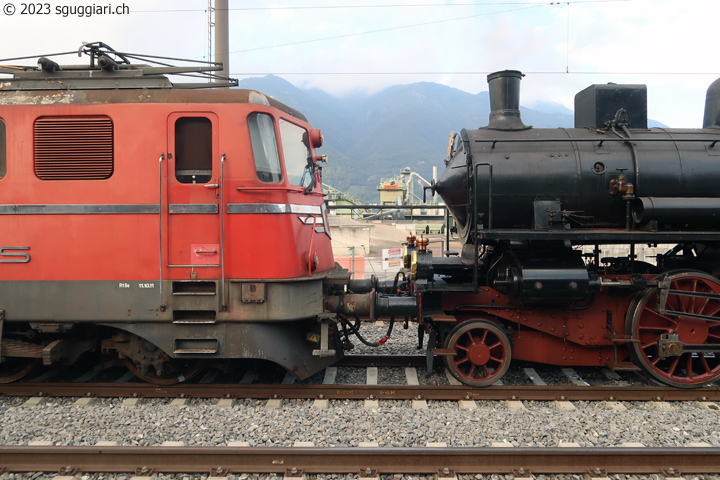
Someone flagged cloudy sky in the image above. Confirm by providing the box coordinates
[1,0,718,127]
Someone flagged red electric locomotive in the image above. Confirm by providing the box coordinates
[0,44,345,383]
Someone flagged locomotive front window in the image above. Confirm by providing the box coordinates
[0,119,5,180]
[248,113,282,183]
[279,119,313,189]
[175,117,212,184]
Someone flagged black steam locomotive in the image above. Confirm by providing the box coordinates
[341,70,720,388]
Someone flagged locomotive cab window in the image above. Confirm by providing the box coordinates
[175,117,213,184]
[248,113,282,183]
[0,119,5,180]
[279,119,313,189]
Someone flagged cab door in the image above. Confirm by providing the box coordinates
[166,113,221,272]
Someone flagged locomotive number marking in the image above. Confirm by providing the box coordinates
[0,246,30,263]
[118,283,155,289]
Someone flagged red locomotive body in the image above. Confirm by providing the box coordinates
[0,46,343,383]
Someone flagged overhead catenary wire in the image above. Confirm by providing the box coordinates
[229,71,720,76]
[134,0,638,13]
[228,4,544,55]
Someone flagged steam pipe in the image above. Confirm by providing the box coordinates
[633,197,720,225]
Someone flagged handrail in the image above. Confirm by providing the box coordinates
[220,153,227,311]
[473,162,492,293]
[324,204,447,211]
[476,137,720,147]
[158,153,165,309]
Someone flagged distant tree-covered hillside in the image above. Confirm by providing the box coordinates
[239,76,637,202]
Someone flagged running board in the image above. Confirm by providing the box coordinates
[173,338,218,354]
[604,361,641,371]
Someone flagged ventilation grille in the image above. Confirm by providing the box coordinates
[34,116,114,180]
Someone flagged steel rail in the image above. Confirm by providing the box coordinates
[1,382,718,402]
[0,446,719,474]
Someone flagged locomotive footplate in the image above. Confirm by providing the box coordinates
[658,333,720,358]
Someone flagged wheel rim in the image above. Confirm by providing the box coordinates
[630,271,720,387]
[444,319,511,386]
[0,358,40,384]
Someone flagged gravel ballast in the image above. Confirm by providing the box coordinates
[1,321,720,480]
[1,397,719,448]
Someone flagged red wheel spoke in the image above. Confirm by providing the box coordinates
[632,273,720,386]
[640,341,658,352]
[699,355,712,375]
[684,279,698,312]
[487,340,502,349]
[666,291,681,312]
[638,325,673,335]
[665,356,680,376]
[674,279,696,311]
[640,306,679,329]
[445,320,511,386]
[693,296,709,315]
[685,354,694,379]
[702,302,720,318]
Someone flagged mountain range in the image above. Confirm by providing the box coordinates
[237,76,662,202]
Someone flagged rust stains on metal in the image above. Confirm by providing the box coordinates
[0,446,719,474]
[0,88,307,121]
[0,381,719,402]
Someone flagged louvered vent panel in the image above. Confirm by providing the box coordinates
[34,117,114,180]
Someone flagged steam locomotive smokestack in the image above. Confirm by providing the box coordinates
[486,70,531,131]
[703,77,720,128]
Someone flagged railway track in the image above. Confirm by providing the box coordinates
[0,355,719,402]
[1,445,719,475]
[1,381,719,402]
